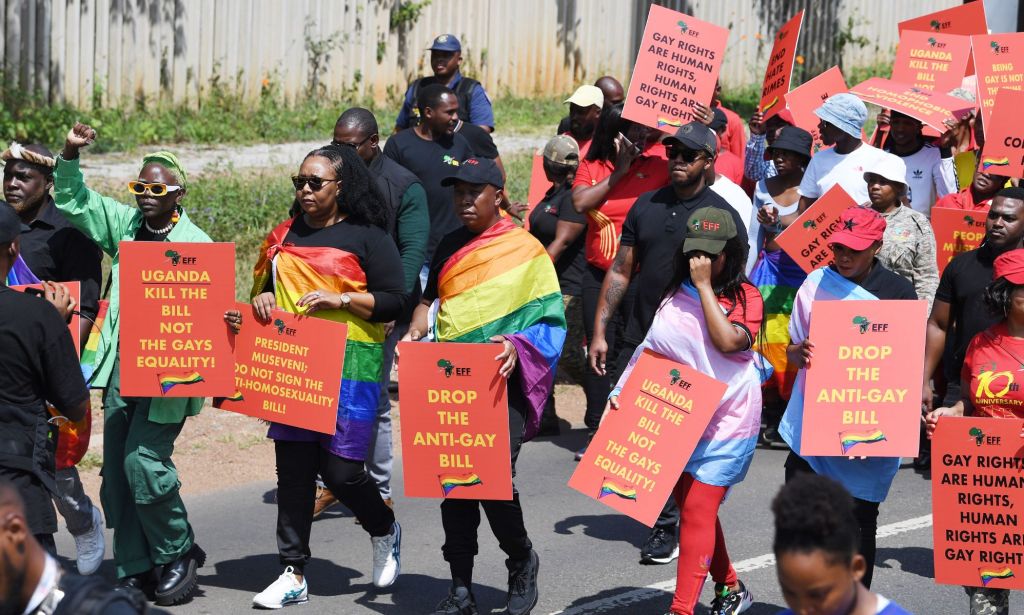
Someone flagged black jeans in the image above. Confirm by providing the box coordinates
[784,452,880,588]
[275,441,395,572]
[441,378,532,587]
[580,265,638,430]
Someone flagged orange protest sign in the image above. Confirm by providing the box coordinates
[758,11,803,120]
[784,66,848,154]
[849,77,975,133]
[397,342,512,500]
[972,33,1024,128]
[622,4,729,133]
[932,207,988,276]
[568,350,727,527]
[932,416,1024,589]
[974,87,1024,180]
[800,300,928,457]
[522,152,548,232]
[118,241,236,397]
[898,2,988,38]
[773,185,857,274]
[214,303,347,434]
[12,281,81,357]
[892,30,971,93]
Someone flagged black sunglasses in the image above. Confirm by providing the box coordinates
[291,175,339,191]
[666,147,706,163]
[331,135,374,149]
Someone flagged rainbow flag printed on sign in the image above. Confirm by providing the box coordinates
[982,157,1011,170]
[223,390,244,402]
[439,473,482,497]
[839,429,887,454]
[656,117,683,129]
[980,567,1015,586]
[598,478,637,502]
[157,371,205,395]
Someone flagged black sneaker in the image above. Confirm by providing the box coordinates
[760,425,788,448]
[710,580,753,615]
[434,585,478,615]
[640,527,679,565]
[505,549,539,615]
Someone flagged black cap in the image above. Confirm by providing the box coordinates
[0,202,28,243]
[440,157,504,189]
[663,122,717,157]
[708,107,727,132]
[764,125,813,160]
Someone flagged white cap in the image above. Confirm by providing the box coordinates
[863,152,908,186]
[564,85,604,109]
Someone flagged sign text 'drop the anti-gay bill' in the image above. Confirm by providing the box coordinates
[398,342,513,500]
[568,350,727,527]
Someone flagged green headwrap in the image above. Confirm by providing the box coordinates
[141,151,188,190]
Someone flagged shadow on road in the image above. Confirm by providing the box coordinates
[555,586,784,614]
[875,545,935,579]
[553,514,646,547]
[202,553,360,595]
[349,573,509,613]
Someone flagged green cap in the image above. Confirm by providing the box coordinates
[683,207,736,255]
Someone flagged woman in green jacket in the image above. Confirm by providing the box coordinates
[53,122,209,606]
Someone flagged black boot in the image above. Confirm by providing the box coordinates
[155,543,206,606]
[114,569,158,601]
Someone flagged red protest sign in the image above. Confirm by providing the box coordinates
[899,2,988,38]
[758,11,803,120]
[773,185,856,274]
[522,152,548,232]
[892,31,971,93]
[800,300,928,457]
[932,416,1024,589]
[12,281,81,357]
[622,4,729,133]
[214,303,347,434]
[784,67,849,154]
[397,342,512,500]
[932,207,988,276]
[568,350,727,527]
[850,77,975,132]
[118,242,236,397]
[975,87,1024,180]
[972,33,1024,128]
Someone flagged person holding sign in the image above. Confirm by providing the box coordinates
[772,475,912,615]
[926,248,1024,615]
[873,110,956,215]
[52,123,211,605]
[779,206,916,588]
[242,145,407,608]
[404,157,565,615]
[609,207,762,615]
[743,109,795,184]
[934,167,1007,211]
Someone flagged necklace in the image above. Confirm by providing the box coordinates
[144,219,174,235]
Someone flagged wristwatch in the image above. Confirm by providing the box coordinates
[339,292,352,310]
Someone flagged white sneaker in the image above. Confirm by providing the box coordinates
[74,505,105,575]
[253,567,308,609]
[371,521,401,588]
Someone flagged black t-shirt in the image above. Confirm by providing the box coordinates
[620,185,747,342]
[382,129,474,261]
[844,259,918,301]
[528,184,587,296]
[557,116,571,135]
[19,198,103,320]
[456,122,499,159]
[277,216,408,322]
[935,246,1001,381]
[0,287,88,412]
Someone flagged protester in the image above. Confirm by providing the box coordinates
[384,84,474,275]
[874,110,956,215]
[559,85,604,153]
[706,153,757,275]
[572,102,668,461]
[743,109,795,183]
[329,108,429,517]
[709,107,743,185]
[53,123,208,605]
[0,202,88,554]
[588,122,746,566]
[395,34,494,132]
[779,206,916,589]
[711,81,747,160]
[749,126,813,445]
[0,478,149,614]
[926,248,1024,615]
[402,157,565,615]
[1,142,106,575]
[556,77,622,136]
[772,475,912,615]
[528,135,587,435]
[933,168,1006,210]
[798,93,888,210]
[863,153,939,309]
[611,207,761,615]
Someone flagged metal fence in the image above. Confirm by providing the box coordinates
[0,0,959,109]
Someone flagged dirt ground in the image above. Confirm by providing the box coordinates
[76,383,589,502]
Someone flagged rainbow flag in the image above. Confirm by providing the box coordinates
[839,429,887,454]
[439,473,483,496]
[656,117,683,128]
[224,390,244,402]
[750,250,807,399]
[435,218,566,440]
[252,217,384,460]
[157,371,204,395]
[598,479,637,501]
[980,567,1015,586]
[982,157,1010,170]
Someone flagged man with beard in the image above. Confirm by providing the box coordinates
[556,85,603,154]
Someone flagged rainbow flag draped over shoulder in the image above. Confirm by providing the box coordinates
[436,218,566,440]
[252,217,385,460]
[750,250,806,399]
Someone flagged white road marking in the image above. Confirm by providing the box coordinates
[549,514,933,614]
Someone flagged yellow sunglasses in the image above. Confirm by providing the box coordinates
[127,181,183,196]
